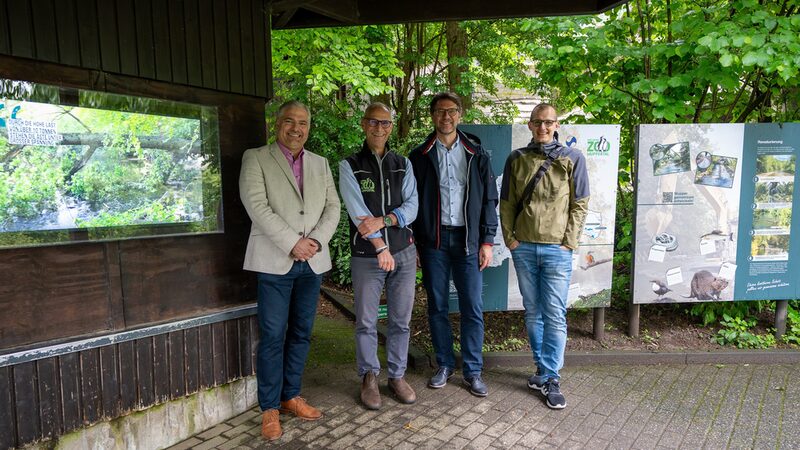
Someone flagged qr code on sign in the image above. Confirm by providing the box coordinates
[662,192,674,203]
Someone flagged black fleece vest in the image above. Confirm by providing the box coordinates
[345,145,414,257]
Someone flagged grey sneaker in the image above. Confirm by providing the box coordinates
[527,370,546,391]
[542,378,566,409]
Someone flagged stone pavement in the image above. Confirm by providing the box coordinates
[169,361,800,449]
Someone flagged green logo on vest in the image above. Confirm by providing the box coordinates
[360,178,375,193]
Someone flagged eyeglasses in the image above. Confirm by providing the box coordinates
[531,119,557,127]
[364,118,393,128]
[433,108,461,117]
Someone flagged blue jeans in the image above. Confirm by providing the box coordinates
[420,227,484,377]
[256,262,322,411]
[511,242,573,380]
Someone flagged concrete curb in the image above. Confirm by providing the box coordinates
[487,349,800,367]
[321,287,800,368]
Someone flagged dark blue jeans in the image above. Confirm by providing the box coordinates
[256,262,322,411]
[420,227,484,377]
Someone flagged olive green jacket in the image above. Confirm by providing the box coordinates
[499,139,590,250]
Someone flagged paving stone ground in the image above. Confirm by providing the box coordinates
[169,361,800,449]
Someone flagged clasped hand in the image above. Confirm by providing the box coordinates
[291,237,318,262]
[356,215,385,237]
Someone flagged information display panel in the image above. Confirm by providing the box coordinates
[633,123,800,303]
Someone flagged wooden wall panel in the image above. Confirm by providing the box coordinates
[212,322,226,385]
[184,327,200,393]
[2,317,258,448]
[36,358,62,440]
[226,0,243,94]
[99,345,121,418]
[239,0,255,95]
[134,0,156,80]
[225,321,241,379]
[198,324,214,388]
[239,317,253,376]
[117,340,137,412]
[13,362,40,444]
[212,0,230,91]
[118,236,247,326]
[0,0,271,97]
[80,349,102,424]
[31,0,59,62]
[197,0,217,89]
[115,0,139,76]
[6,0,34,58]
[135,338,155,407]
[252,0,268,98]
[75,0,102,69]
[54,0,82,67]
[96,0,121,73]
[0,0,10,55]
[0,366,17,450]
[59,353,82,432]
[151,0,173,82]
[153,334,170,402]
[169,331,186,398]
[168,0,188,85]
[183,0,202,86]
[0,245,113,348]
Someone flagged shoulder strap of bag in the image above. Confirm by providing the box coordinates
[516,148,558,214]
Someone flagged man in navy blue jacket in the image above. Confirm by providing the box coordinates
[409,92,498,397]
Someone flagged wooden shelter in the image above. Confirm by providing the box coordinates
[0,1,624,447]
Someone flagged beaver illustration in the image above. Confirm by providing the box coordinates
[681,270,729,300]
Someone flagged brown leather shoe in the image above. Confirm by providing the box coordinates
[279,396,322,420]
[360,372,382,410]
[261,409,281,440]
[388,377,417,404]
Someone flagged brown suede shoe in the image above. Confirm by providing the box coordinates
[360,372,382,410]
[279,396,322,420]
[261,409,281,440]
[388,377,417,404]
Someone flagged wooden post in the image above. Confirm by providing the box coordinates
[593,307,605,340]
[628,303,640,337]
[775,300,789,340]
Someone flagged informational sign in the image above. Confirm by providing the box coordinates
[6,118,63,146]
[632,123,800,304]
[456,124,620,310]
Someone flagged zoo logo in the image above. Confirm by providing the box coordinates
[587,136,611,155]
[360,178,375,193]
[0,103,22,128]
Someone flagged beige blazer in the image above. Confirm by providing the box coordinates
[239,143,341,275]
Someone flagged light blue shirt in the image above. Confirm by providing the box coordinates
[436,136,467,226]
[338,153,418,239]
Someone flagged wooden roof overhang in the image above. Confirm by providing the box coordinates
[269,0,628,29]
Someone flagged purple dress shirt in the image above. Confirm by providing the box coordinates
[277,142,304,196]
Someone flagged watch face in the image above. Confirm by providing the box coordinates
[384,216,392,226]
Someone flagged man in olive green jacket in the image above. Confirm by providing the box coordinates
[499,103,589,409]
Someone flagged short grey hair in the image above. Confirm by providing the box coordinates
[363,102,393,118]
[277,100,310,120]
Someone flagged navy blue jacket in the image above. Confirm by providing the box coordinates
[408,129,498,254]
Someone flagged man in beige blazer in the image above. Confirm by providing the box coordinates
[239,100,340,441]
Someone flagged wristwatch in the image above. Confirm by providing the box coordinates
[383,215,393,227]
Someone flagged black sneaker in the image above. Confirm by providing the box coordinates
[542,378,566,409]
[527,370,546,391]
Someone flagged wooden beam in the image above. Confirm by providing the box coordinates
[304,0,359,24]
